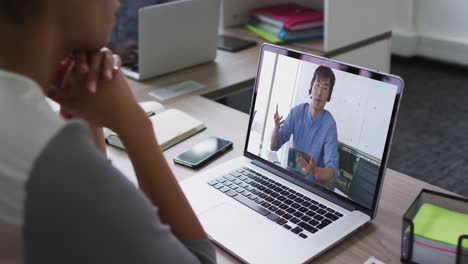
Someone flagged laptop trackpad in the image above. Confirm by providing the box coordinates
[200,203,298,263]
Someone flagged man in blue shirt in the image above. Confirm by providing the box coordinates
[270,66,339,190]
[109,0,171,65]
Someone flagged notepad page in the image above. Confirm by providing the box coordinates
[150,109,205,150]
[412,203,468,247]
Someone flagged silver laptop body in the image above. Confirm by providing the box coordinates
[181,44,404,264]
[123,0,219,81]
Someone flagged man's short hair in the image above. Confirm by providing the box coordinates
[308,65,336,102]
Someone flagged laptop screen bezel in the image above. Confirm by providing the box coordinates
[243,44,404,218]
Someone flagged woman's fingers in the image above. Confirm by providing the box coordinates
[61,48,121,96]
[76,52,89,74]
[101,48,114,80]
[86,51,102,93]
[60,59,76,95]
[112,53,122,73]
[100,47,121,80]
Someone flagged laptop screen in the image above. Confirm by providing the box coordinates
[245,45,403,212]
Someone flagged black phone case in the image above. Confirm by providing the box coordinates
[218,36,257,52]
[174,141,233,169]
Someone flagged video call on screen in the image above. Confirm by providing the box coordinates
[247,51,398,209]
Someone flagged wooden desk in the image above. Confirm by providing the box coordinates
[108,93,451,264]
[108,96,248,184]
[109,28,430,262]
[126,27,392,105]
[127,45,260,104]
[104,12,400,263]
[126,28,325,104]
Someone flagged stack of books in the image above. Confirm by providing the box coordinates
[405,203,468,264]
[246,3,324,44]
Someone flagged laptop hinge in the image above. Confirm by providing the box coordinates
[251,159,357,212]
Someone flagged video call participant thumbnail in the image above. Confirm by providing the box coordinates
[270,66,339,190]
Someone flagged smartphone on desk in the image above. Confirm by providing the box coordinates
[174,137,233,169]
[218,35,257,52]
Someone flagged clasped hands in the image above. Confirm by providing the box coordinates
[47,47,145,145]
[48,47,121,115]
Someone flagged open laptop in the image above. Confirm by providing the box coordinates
[122,0,219,81]
[181,44,404,263]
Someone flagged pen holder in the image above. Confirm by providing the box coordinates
[401,189,468,264]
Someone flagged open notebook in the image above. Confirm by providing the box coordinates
[46,99,206,151]
[104,101,206,151]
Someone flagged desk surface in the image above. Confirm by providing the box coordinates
[127,43,260,104]
[127,28,328,104]
[105,26,410,264]
[128,26,390,106]
[111,30,443,263]
[108,92,450,264]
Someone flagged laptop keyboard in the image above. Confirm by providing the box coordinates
[208,167,344,239]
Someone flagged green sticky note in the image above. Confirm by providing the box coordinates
[411,203,468,248]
